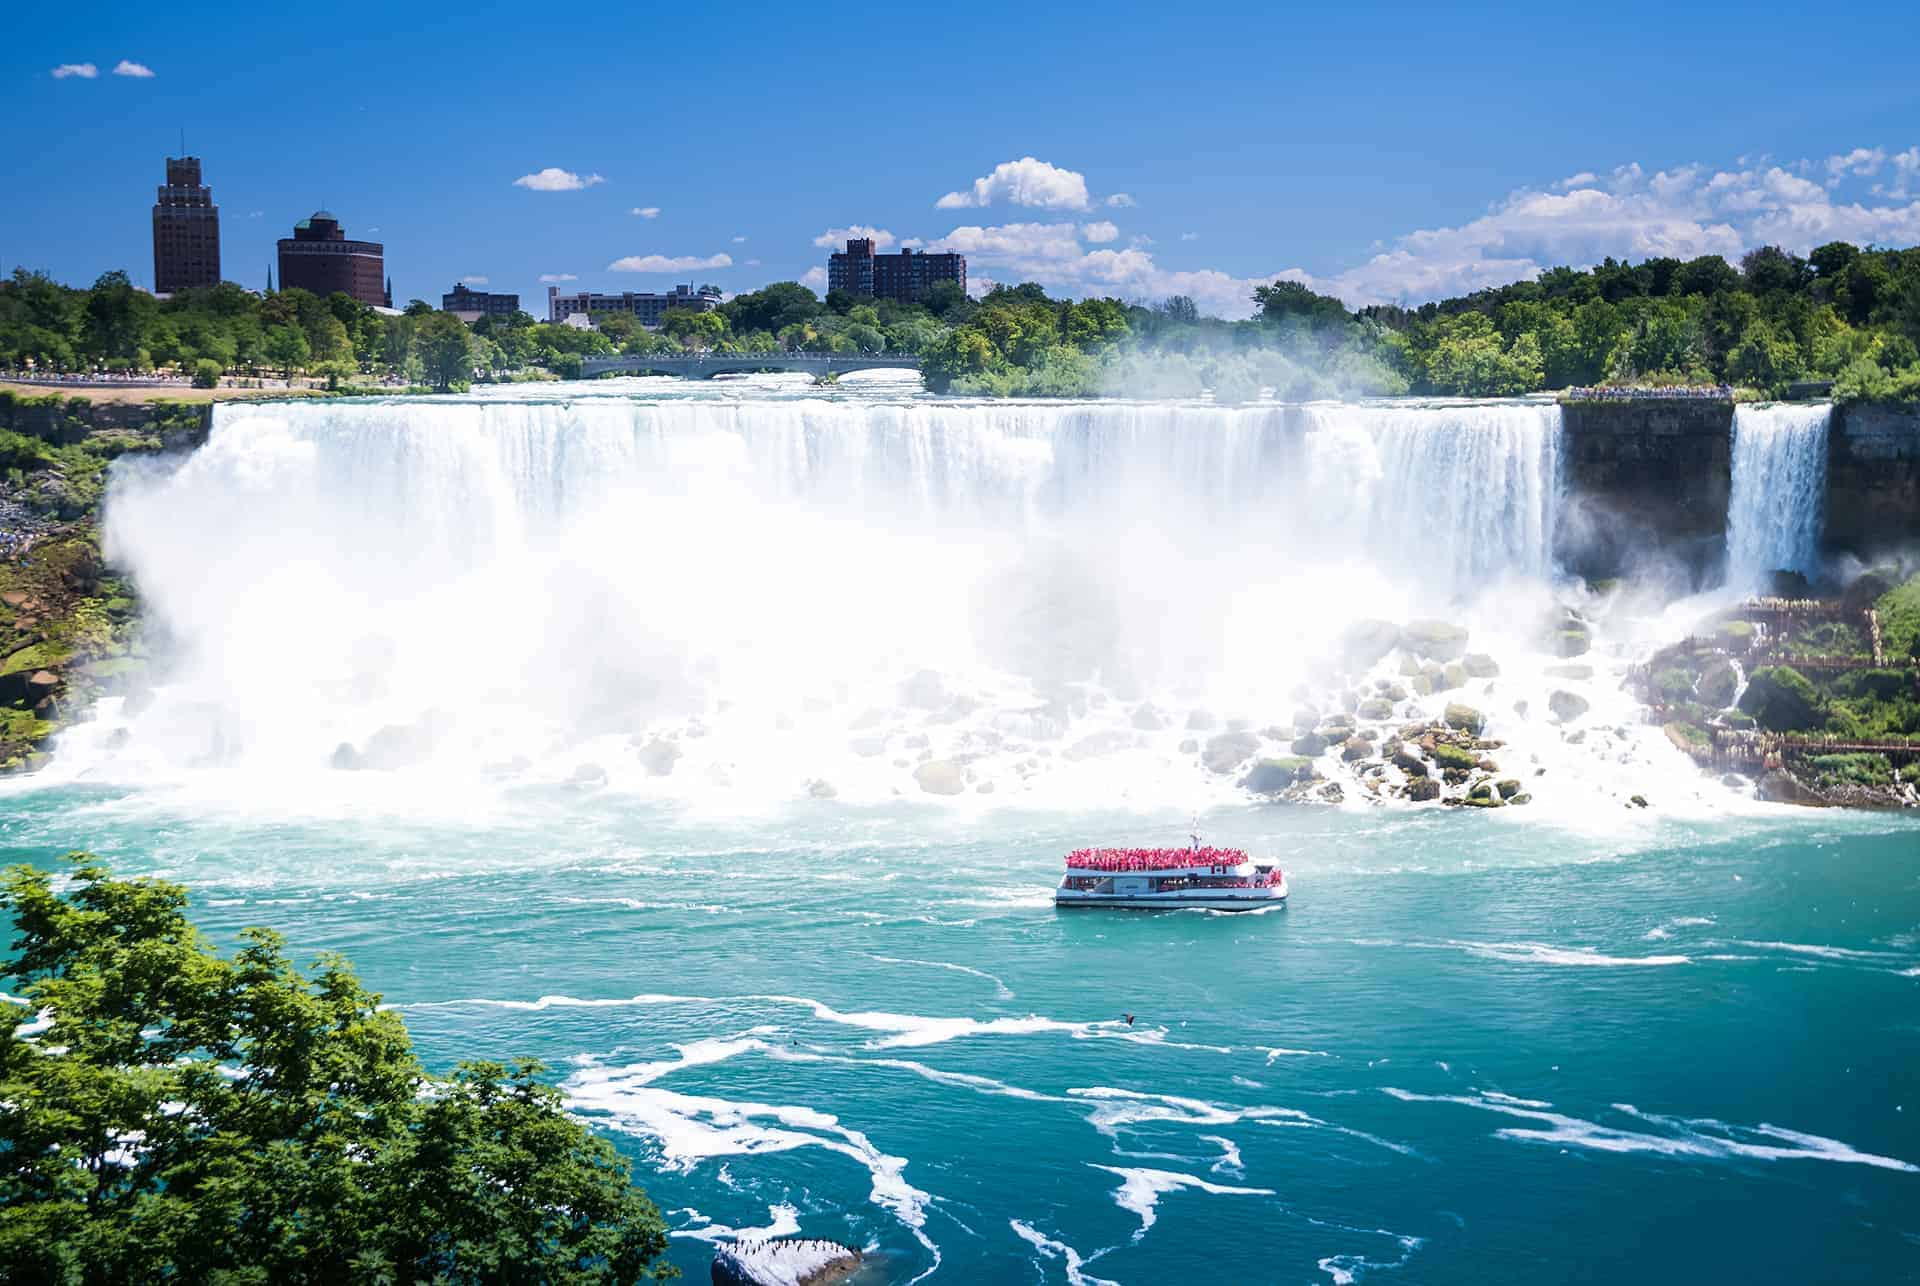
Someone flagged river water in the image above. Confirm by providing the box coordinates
[3,378,1914,1282]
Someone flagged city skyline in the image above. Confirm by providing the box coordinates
[3,0,1918,317]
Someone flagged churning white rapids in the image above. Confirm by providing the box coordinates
[58,376,1755,820]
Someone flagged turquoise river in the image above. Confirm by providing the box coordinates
[3,380,1916,1283]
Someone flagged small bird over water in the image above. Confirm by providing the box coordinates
[1123,1013,1135,1026]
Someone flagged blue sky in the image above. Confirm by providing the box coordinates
[5,0,1918,318]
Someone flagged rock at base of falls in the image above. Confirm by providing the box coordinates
[711,1238,863,1286]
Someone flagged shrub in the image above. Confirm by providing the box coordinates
[1738,666,1819,731]
[1807,753,1893,787]
[191,357,222,388]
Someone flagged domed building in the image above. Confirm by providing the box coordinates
[276,210,389,307]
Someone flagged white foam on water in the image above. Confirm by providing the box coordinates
[562,1068,942,1270]
[1735,940,1912,965]
[1087,1164,1275,1239]
[864,954,1015,999]
[1448,940,1690,967]
[1200,1133,1245,1177]
[1383,1088,1917,1172]
[766,1046,1066,1104]
[1009,1219,1120,1286]
[670,1201,802,1243]
[1264,1045,1332,1061]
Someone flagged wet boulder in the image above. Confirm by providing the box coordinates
[1356,697,1395,720]
[1548,690,1591,723]
[636,738,683,776]
[1338,618,1402,670]
[1202,731,1261,774]
[913,759,968,795]
[1404,619,1471,662]
[1242,756,1313,793]
[1290,731,1329,757]
[1443,703,1486,736]
[1461,653,1500,678]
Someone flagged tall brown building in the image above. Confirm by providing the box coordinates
[276,211,389,307]
[827,237,965,304]
[151,156,222,294]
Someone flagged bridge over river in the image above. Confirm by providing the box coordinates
[580,351,922,380]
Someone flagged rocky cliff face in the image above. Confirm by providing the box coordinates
[1555,399,1733,584]
[1828,403,1920,556]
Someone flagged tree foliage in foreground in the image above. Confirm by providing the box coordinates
[0,859,672,1285]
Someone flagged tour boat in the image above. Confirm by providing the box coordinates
[1054,841,1288,911]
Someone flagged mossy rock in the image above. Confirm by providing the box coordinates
[1242,756,1313,793]
[1442,662,1468,691]
[1496,778,1522,798]
[1315,719,1356,743]
[1555,626,1593,658]
[1509,792,1533,805]
[1356,697,1395,720]
[1405,777,1442,801]
[1468,780,1493,800]
[1404,619,1470,662]
[1396,654,1423,677]
[1461,653,1500,678]
[1392,747,1429,778]
[1443,703,1485,735]
[1432,742,1478,770]
[1,642,72,677]
[1460,794,1506,808]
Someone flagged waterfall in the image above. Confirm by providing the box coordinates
[83,387,1566,797]
[1726,404,1830,588]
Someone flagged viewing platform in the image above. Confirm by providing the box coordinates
[580,351,922,380]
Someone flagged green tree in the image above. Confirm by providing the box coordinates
[412,311,475,391]
[0,860,673,1284]
[262,323,311,380]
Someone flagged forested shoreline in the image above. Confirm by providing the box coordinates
[2,240,1917,401]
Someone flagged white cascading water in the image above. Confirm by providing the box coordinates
[1725,403,1830,588]
[51,382,1707,815]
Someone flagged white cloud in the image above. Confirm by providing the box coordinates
[1179,231,1199,242]
[460,275,489,285]
[744,259,761,267]
[732,235,748,243]
[899,237,925,249]
[927,220,1270,318]
[1827,147,1886,179]
[812,225,895,249]
[1106,193,1136,208]
[936,156,1091,211]
[1081,221,1120,243]
[607,253,733,272]
[247,210,264,219]
[802,266,828,290]
[513,167,604,191]
[51,63,98,79]
[1270,152,1920,308]
[538,273,578,284]
[632,206,661,218]
[112,60,155,78]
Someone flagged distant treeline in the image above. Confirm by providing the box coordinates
[3,239,1917,400]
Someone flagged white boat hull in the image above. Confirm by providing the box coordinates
[1054,883,1288,912]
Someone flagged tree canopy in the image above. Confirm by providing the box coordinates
[0,859,673,1285]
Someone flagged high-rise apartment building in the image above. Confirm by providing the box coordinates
[826,238,965,304]
[151,156,221,294]
[276,212,389,307]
